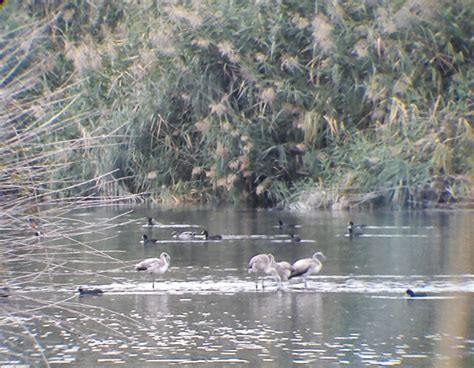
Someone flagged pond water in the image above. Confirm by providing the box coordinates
[1,206,473,367]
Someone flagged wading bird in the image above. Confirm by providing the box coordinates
[289,251,326,288]
[135,252,171,288]
[269,256,293,290]
[248,253,274,290]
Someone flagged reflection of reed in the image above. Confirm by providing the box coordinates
[433,215,472,368]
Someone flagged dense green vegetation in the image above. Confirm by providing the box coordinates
[2,0,473,209]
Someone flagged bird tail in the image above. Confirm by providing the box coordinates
[136,266,147,271]
[288,270,306,279]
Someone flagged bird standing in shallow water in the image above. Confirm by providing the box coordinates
[135,252,171,288]
[289,251,326,288]
[248,253,274,290]
[268,255,293,290]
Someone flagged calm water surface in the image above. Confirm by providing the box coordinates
[1,206,473,367]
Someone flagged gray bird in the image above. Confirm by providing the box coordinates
[289,252,326,288]
[135,252,171,288]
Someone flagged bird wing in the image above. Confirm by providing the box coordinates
[135,258,160,270]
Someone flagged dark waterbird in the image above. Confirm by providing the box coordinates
[0,286,11,298]
[278,220,299,229]
[289,233,301,242]
[198,230,222,240]
[347,221,366,236]
[406,289,428,298]
[145,217,162,227]
[142,234,158,244]
[147,217,156,226]
[78,287,104,296]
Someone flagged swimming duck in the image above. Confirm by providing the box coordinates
[143,217,164,227]
[278,220,299,229]
[198,230,223,240]
[0,286,11,298]
[171,230,196,240]
[78,287,104,296]
[347,221,366,236]
[289,233,301,242]
[141,234,158,244]
[406,289,428,298]
[135,252,171,288]
[289,251,326,288]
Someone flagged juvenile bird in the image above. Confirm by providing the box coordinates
[289,251,326,288]
[248,253,274,290]
[135,252,171,288]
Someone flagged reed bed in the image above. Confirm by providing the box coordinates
[4,0,471,209]
[0,14,148,365]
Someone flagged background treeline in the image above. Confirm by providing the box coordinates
[2,0,472,209]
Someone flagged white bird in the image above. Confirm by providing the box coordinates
[171,230,196,240]
[135,252,171,288]
[289,251,326,288]
[248,253,274,290]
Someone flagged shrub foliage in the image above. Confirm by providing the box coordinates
[2,0,472,208]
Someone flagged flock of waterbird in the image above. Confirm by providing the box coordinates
[133,218,361,292]
[0,217,423,298]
